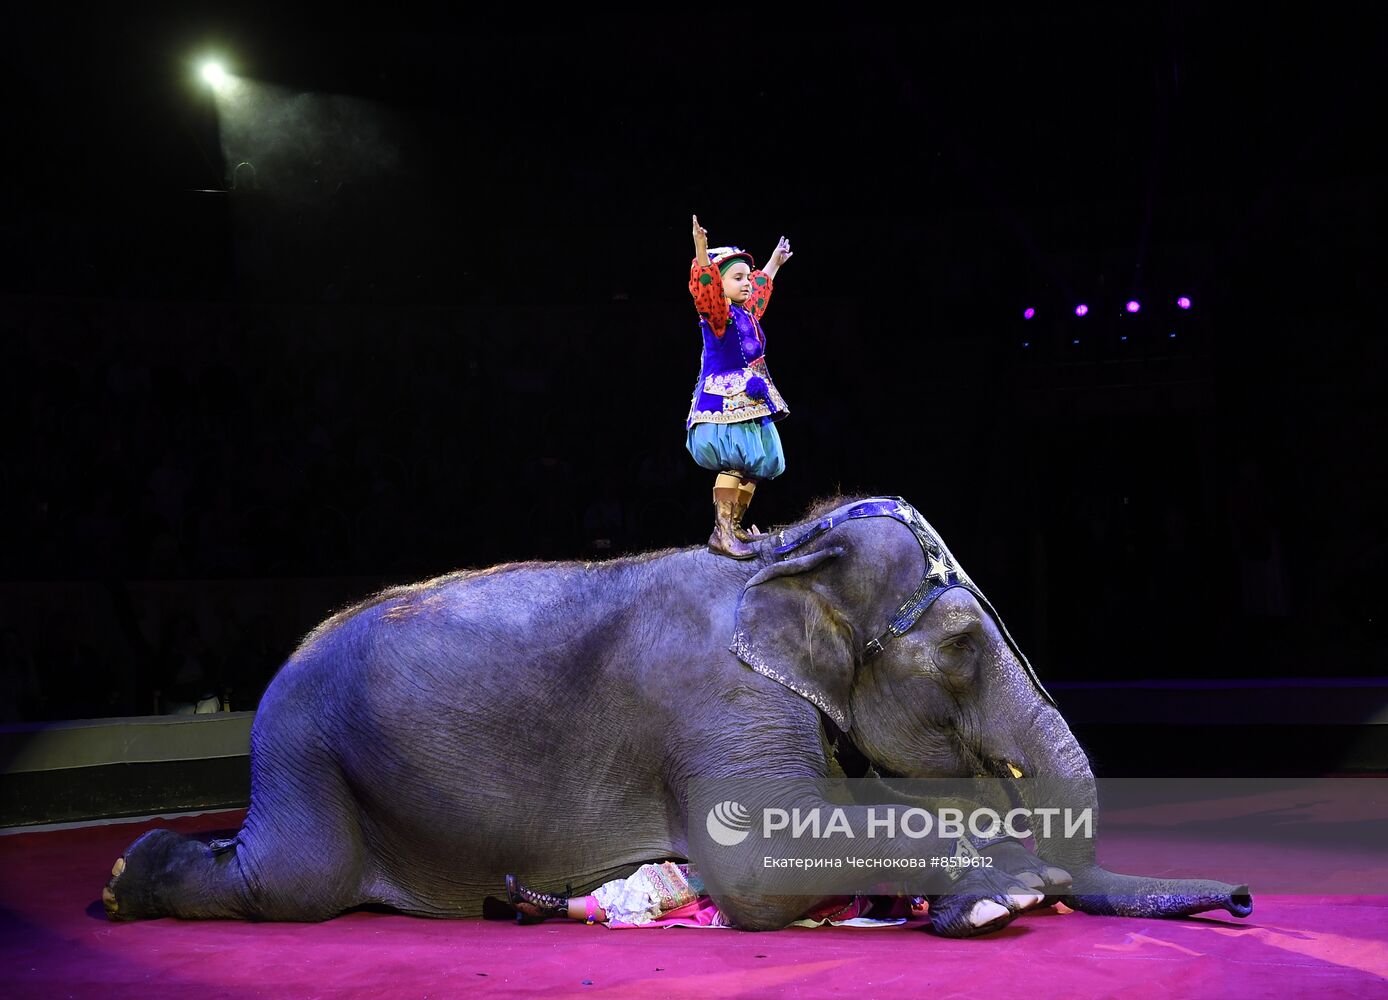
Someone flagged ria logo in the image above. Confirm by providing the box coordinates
[705,800,752,846]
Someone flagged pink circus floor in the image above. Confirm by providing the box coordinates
[2,811,1386,999]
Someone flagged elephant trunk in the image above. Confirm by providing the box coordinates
[1019,705,1253,919]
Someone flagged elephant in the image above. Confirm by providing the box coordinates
[102,495,1251,937]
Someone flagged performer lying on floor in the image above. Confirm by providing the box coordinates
[504,863,936,929]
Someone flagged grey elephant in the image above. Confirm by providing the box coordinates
[102,495,1251,937]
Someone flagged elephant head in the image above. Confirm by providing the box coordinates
[731,496,1251,919]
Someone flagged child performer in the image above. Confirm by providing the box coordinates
[686,214,794,559]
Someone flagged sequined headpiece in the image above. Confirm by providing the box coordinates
[708,246,756,274]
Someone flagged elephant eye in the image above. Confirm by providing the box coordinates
[932,633,977,678]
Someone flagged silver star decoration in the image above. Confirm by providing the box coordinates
[927,552,952,583]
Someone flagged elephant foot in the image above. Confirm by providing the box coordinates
[101,856,126,918]
[982,840,1071,895]
[927,868,1045,938]
[102,828,210,921]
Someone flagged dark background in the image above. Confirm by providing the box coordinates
[3,9,1384,721]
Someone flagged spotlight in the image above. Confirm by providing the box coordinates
[1072,338,1080,345]
[1176,296,1192,310]
[1125,300,1141,313]
[1074,304,1089,317]
[200,61,227,87]
[1023,307,1035,320]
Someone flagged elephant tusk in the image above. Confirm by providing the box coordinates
[1006,762,1024,779]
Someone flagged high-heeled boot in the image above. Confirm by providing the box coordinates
[733,480,763,543]
[505,874,570,923]
[708,486,757,559]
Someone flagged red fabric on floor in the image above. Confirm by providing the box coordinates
[2,810,1386,999]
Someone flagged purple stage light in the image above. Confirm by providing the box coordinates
[1125,300,1141,313]
[1177,296,1191,310]
[1075,304,1089,317]
[1023,307,1035,320]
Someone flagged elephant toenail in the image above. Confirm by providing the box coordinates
[1044,866,1070,885]
[1017,872,1043,889]
[111,858,125,878]
[968,900,1008,926]
[102,887,117,911]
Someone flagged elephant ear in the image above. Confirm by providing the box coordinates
[729,546,857,731]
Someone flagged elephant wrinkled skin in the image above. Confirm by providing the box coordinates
[102,495,1251,936]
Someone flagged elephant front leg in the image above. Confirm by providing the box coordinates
[856,778,1073,898]
[103,829,252,921]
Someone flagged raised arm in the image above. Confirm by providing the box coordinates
[689,214,730,336]
[763,235,792,280]
[693,214,711,268]
[747,235,792,320]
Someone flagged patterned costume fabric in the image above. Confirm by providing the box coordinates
[589,862,905,929]
[685,259,790,428]
[591,862,702,925]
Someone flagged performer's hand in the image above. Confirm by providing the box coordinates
[767,235,793,273]
[692,214,710,262]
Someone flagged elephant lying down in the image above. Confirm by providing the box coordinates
[103,495,1251,937]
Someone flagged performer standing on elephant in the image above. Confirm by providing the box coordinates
[687,214,794,558]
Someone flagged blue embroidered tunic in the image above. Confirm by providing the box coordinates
[685,260,790,428]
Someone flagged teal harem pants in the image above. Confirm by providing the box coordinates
[686,418,786,480]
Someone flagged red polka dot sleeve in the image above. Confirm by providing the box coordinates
[689,259,730,337]
[748,270,774,320]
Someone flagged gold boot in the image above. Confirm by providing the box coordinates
[708,483,757,559]
[733,479,763,543]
